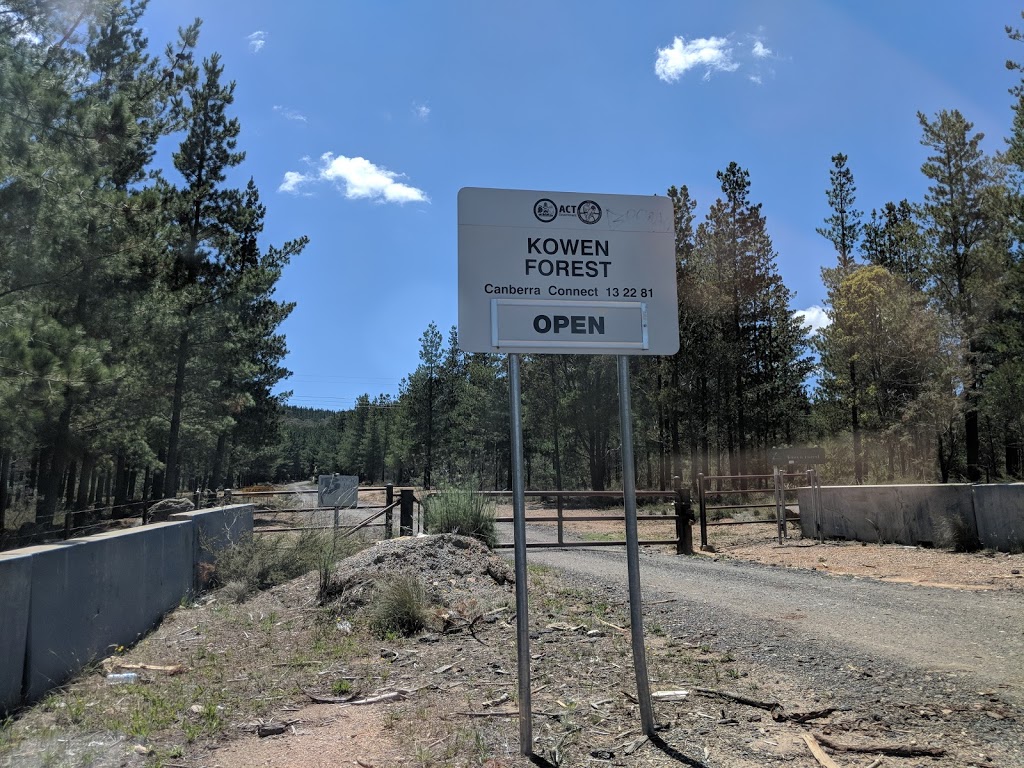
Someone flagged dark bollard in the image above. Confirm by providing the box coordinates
[673,476,694,555]
[400,489,414,537]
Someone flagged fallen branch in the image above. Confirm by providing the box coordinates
[350,691,409,706]
[693,688,837,723]
[457,710,519,717]
[104,661,188,675]
[814,734,945,758]
[596,616,627,632]
[693,687,778,710]
[302,688,361,704]
[787,707,840,724]
[483,692,510,708]
[801,734,842,768]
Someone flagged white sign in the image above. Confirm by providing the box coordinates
[458,187,678,355]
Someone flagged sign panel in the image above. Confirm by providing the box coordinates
[458,187,679,355]
[771,447,826,466]
[318,474,358,508]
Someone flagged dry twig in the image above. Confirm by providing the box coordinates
[801,734,842,768]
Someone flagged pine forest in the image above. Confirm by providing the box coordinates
[4,2,1024,547]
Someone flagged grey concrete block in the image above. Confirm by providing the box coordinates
[973,484,1024,552]
[23,522,193,702]
[0,551,32,713]
[798,484,975,546]
[171,504,254,590]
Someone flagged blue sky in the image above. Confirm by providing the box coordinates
[140,1,1020,410]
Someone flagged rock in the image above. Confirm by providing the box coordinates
[147,497,195,522]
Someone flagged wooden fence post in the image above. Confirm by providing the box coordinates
[674,476,693,555]
[697,472,709,551]
[400,489,414,537]
[385,483,393,539]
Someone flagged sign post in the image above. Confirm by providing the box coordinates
[458,187,678,753]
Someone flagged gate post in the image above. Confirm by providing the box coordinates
[400,488,414,537]
[673,476,693,555]
[385,483,394,539]
[697,472,709,551]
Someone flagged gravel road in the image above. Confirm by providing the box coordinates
[525,545,1024,701]
[500,535,1022,765]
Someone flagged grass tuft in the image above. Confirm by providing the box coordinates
[422,487,497,548]
[366,574,429,638]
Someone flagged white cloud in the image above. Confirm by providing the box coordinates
[655,36,737,82]
[278,153,428,204]
[277,171,309,194]
[273,105,307,122]
[795,306,831,333]
[247,31,266,53]
[412,102,430,121]
[752,40,772,58]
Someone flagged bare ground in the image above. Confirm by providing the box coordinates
[2,500,1022,768]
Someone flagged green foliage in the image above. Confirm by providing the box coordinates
[0,1,305,533]
[366,574,429,638]
[214,530,359,599]
[422,487,497,548]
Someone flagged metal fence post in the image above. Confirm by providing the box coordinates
[400,489,414,537]
[385,483,394,539]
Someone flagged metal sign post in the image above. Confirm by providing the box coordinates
[508,353,533,755]
[617,355,655,734]
[458,187,678,755]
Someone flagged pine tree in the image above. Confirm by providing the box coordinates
[917,109,1008,481]
[816,153,866,482]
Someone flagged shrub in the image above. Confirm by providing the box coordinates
[934,513,981,553]
[367,575,428,638]
[214,529,361,599]
[422,487,497,548]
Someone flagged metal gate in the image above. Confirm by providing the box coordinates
[696,469,822,550]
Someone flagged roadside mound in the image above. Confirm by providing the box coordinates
[328,533,514,610]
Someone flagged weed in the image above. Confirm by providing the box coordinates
[934,512,981,553]
[422,487,497,548]
[367,574,429,638]
[331,679,352,696]
[214,529,361,599]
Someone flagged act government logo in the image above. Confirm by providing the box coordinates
[533,198,602,225]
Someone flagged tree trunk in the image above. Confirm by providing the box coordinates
[36,401,73,526]
[114,453,129,510]
[965,408,980,483]
[164,327,190,498]
[850,360,863,484]
[210,431,228,490]
[64,461,77,509]
[75,454,95,511]
[0,448,9,531]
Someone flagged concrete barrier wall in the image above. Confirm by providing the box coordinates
[973,485,1024,552]
[798,484,1022,551]
[1,504,253,712]
[171,504,254,590]
[0,551,32,712]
